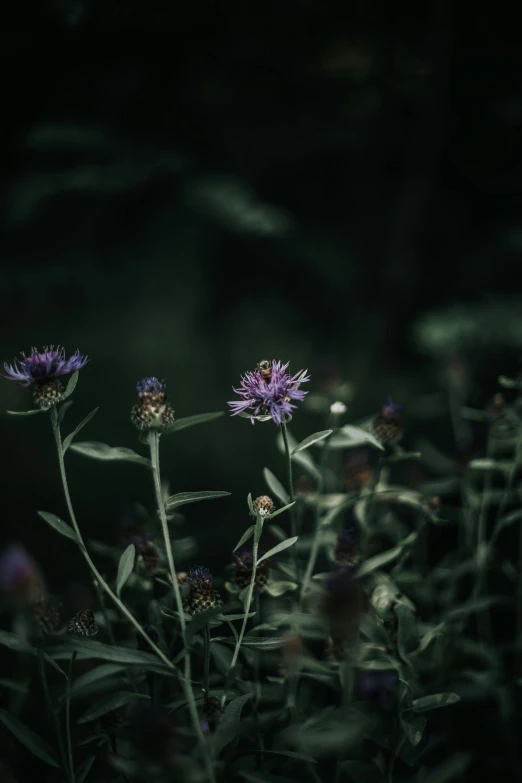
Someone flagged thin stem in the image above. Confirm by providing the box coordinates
[66,651,77,783]
[91,576,116,646]
[147,430,216,783]
[281,419,298,579]
[38,647,69,782]
[222,514,263,708]
[301,420,331,599]
[203,623,210,708]
[48,407,172,669]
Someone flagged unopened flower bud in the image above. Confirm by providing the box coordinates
[253,495,275,517]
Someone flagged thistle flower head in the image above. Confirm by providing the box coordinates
[381,397,404,419]
[234,548,269,591]
[0,545,41,599]
[185,566,222,614]
[131,376,175,431]
[3,346,88,387]
[187,566,213,585]
[252,495,276,517]
[68,609,98,637]
[228,360,309,425]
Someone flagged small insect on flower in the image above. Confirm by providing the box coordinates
[3,346,88,408]
[131,377,175,432]
[372,397,404,445]
[252,495,276,517]
[228,360,310,425]
[68,609,98,637]
[185,566,222,615]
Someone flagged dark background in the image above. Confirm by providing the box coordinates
[1,1,522,592]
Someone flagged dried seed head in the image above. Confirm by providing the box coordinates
[68,609,98,637]
[234,550,269,591]
[185,567,222,615]
[253,495,275,517]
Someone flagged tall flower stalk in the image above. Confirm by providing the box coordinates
[280,418,299,579]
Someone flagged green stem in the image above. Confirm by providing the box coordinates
[301,419,331,599]
[147,430,216,783]
[48,407,172,669]
[91,576,116,646]
[222,513,263,708]
[38,648,69,782]
[66,651,77,783]
[280,419,298,579]
[203,623,210,708]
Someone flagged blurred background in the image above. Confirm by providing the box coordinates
[2,1,522,594]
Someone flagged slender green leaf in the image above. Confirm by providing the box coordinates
[46,639,174,673]
[76,755,96,783]
[233,526,255,552]
[63,370,79,400]
[240,637,284,650]
[0,631,65,676]
[69,664,127,698]
[445,596,508,621]
[37,511,78,542]
[6,408,46,416]
[276,429,320,478]
[62,408,99,453]
[264,581,298,597]
[356,546,403,578]
[291,429,333,455]
[411,692,461,713]
[0,678,29,694]
[257,537,298,564]
[325,424,385,451]
[116,544,136,596]
[70,441,152,468]
[263,468,289,505]
[57,400,74,423]
[165,490,230,510]
[213,693,252,755]
[78,691,149,723]
[267,502,296,520]
[414,754,470,783]
[166,411,224,433]
[0,709,59,768]
[247,493,256,516]
[401,714,426,746]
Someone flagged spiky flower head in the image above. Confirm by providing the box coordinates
[131,376,175,432]
[252,495,276,517]
[228,360,309,425]
[3,346,88,408]
[372,397,404,445]
[234,549,269,591]
[68,609,98,637]
[131,534,160,573]
[136,624,159,653]
[185,566,222,615]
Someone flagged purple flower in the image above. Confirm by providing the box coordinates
[187,566,213,585]
[354,670,398,705]
[0,545,38,595]
[3,346,88,387]
[228,360,310,425]
[136,377,166,395]
[382,397,404,419]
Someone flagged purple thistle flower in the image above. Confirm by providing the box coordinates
[0,545,40,596]
[382,397,404,419]
[3,346,88,387]
[136,377,166,395]
[228,360,310,425]
[187,566,213,585]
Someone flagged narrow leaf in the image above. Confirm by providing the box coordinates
[240,637,284,650]
[267,502,296,520]
[70,441,152,468]
[233,526,255,552]
[37,511,78,542]
[263,468,289,505]
[414,754,470,783]
[69,664,127,698]
[401,714,426,746]
[263,581,298,597]
[411,692,461,713]
[57,400,74,424]
[116,544,136,596]
[325,424,384,451]
[62,408,99,453]
[214,693,252,755]
[257,537,298,564]
[355,545,403,577]
[6,408,46,416]
[0,709,59,768]
[291,429,333,455]
[46,638,173,673]
[166,411,224,433]
[165,490,230,510]
[76,755,96,783]
[63,370,79,399]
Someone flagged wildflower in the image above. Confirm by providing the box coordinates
[0,545,42,600]
[185,566,222,615]
[131,534,160,573]
[334,528,360,568]
[234,549,269,591]
[3,346,88,408]
[228,360,309,425]
[131,377,175,432]
[372,397,404,445]
[68,609,98,637]
[252,495,276,517]
[330,400,347,416]
[136,625,159,653]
